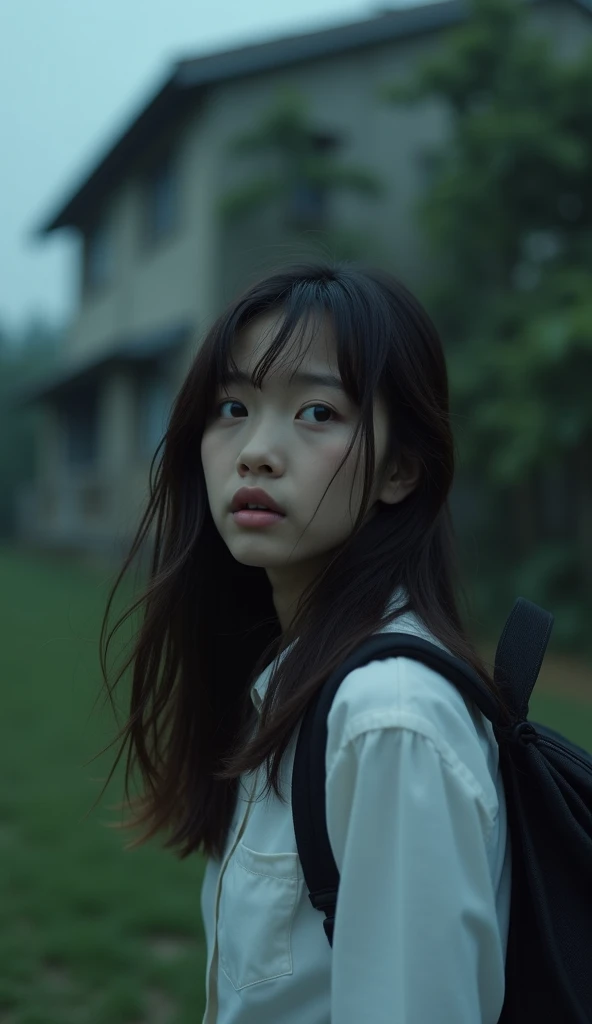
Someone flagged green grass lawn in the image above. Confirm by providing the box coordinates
[0,546,206,1024]
[1,544,591,1024]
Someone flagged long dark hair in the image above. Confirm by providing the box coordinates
[97,261,511,862]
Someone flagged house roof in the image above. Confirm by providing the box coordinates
[38,0,592,235]
[14,321,192,405]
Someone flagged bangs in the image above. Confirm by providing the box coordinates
[207,272,391,419]
[194,264,407,520]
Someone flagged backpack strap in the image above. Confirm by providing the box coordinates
[291,598,554,946]
[493,596,554,724]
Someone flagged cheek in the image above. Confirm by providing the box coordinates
[200,431,222,470]
[310,442,363,513]
[322,436,362,483]
[308,442,348,485]
[200,434,222,493]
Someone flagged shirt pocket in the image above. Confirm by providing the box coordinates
[218,840,303,991]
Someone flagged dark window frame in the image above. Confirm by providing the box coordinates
[83,217,114,296]
[285,132,339,230]
[136,368,172,460]
[61,385,99,469]
[142,148,179,250]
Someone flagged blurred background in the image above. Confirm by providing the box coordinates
[1,0,591,1020]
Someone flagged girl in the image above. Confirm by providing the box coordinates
[99,261,512,1023]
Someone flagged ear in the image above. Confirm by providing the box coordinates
[379,457,421,506]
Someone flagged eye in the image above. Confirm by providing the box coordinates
[215,399,337,424]
[299,403,337,424]
[216,399,246,419]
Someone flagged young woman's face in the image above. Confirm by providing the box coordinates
[200,311,413,630]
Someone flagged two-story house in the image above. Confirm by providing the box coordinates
[17,0,592,556]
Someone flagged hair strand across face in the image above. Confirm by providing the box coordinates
[92,260,512,861]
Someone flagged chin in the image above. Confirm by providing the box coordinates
[230,551,283,569]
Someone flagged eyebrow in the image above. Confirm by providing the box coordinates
[219,369,345,392]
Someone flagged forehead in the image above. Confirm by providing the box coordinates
[232,309,338,375]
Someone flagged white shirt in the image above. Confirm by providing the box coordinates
[200,595,512,1023]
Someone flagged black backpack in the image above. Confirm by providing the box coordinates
[292,598,592,1023]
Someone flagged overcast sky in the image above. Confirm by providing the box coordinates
[0,0,432,336]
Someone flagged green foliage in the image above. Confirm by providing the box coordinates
[299,161,384,197]
[223,85,312,157]
[216,84,385,260]
[217,175,285,221]
[0,317,62,536]
[379,0,592,289]
[448,265,592,482]
[379,0,592,636]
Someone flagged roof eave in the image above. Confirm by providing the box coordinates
[34,1,468,237]
[12,321,192,407]
[36,68,193,236]
[35,0,591,236]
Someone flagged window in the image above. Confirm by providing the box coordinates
[137,373,171,459]
[288,180,327,224]
[285,132,337,229]
[416,146,442,190]
[80,482,104,518]
[62,386,99,468]
[84,219,114,294]
[143,150,178,246]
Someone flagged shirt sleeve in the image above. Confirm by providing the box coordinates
[325,713,506,1024]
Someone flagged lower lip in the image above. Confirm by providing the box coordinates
[232,510,286,526]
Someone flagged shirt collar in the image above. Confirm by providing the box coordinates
[249,585,408,714]
[250,639,295,713]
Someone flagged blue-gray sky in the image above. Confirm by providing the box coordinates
[0,0,430,335]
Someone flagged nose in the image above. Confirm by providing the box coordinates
[236,420,284,472]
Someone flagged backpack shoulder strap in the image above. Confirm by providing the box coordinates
[493,596,554,721]
[291,599,554,946]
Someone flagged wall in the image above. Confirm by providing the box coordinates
[25,0,592,552]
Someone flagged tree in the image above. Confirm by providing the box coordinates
[379,0,592,646]
[0,316,63,537]
[217,85,388,263]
